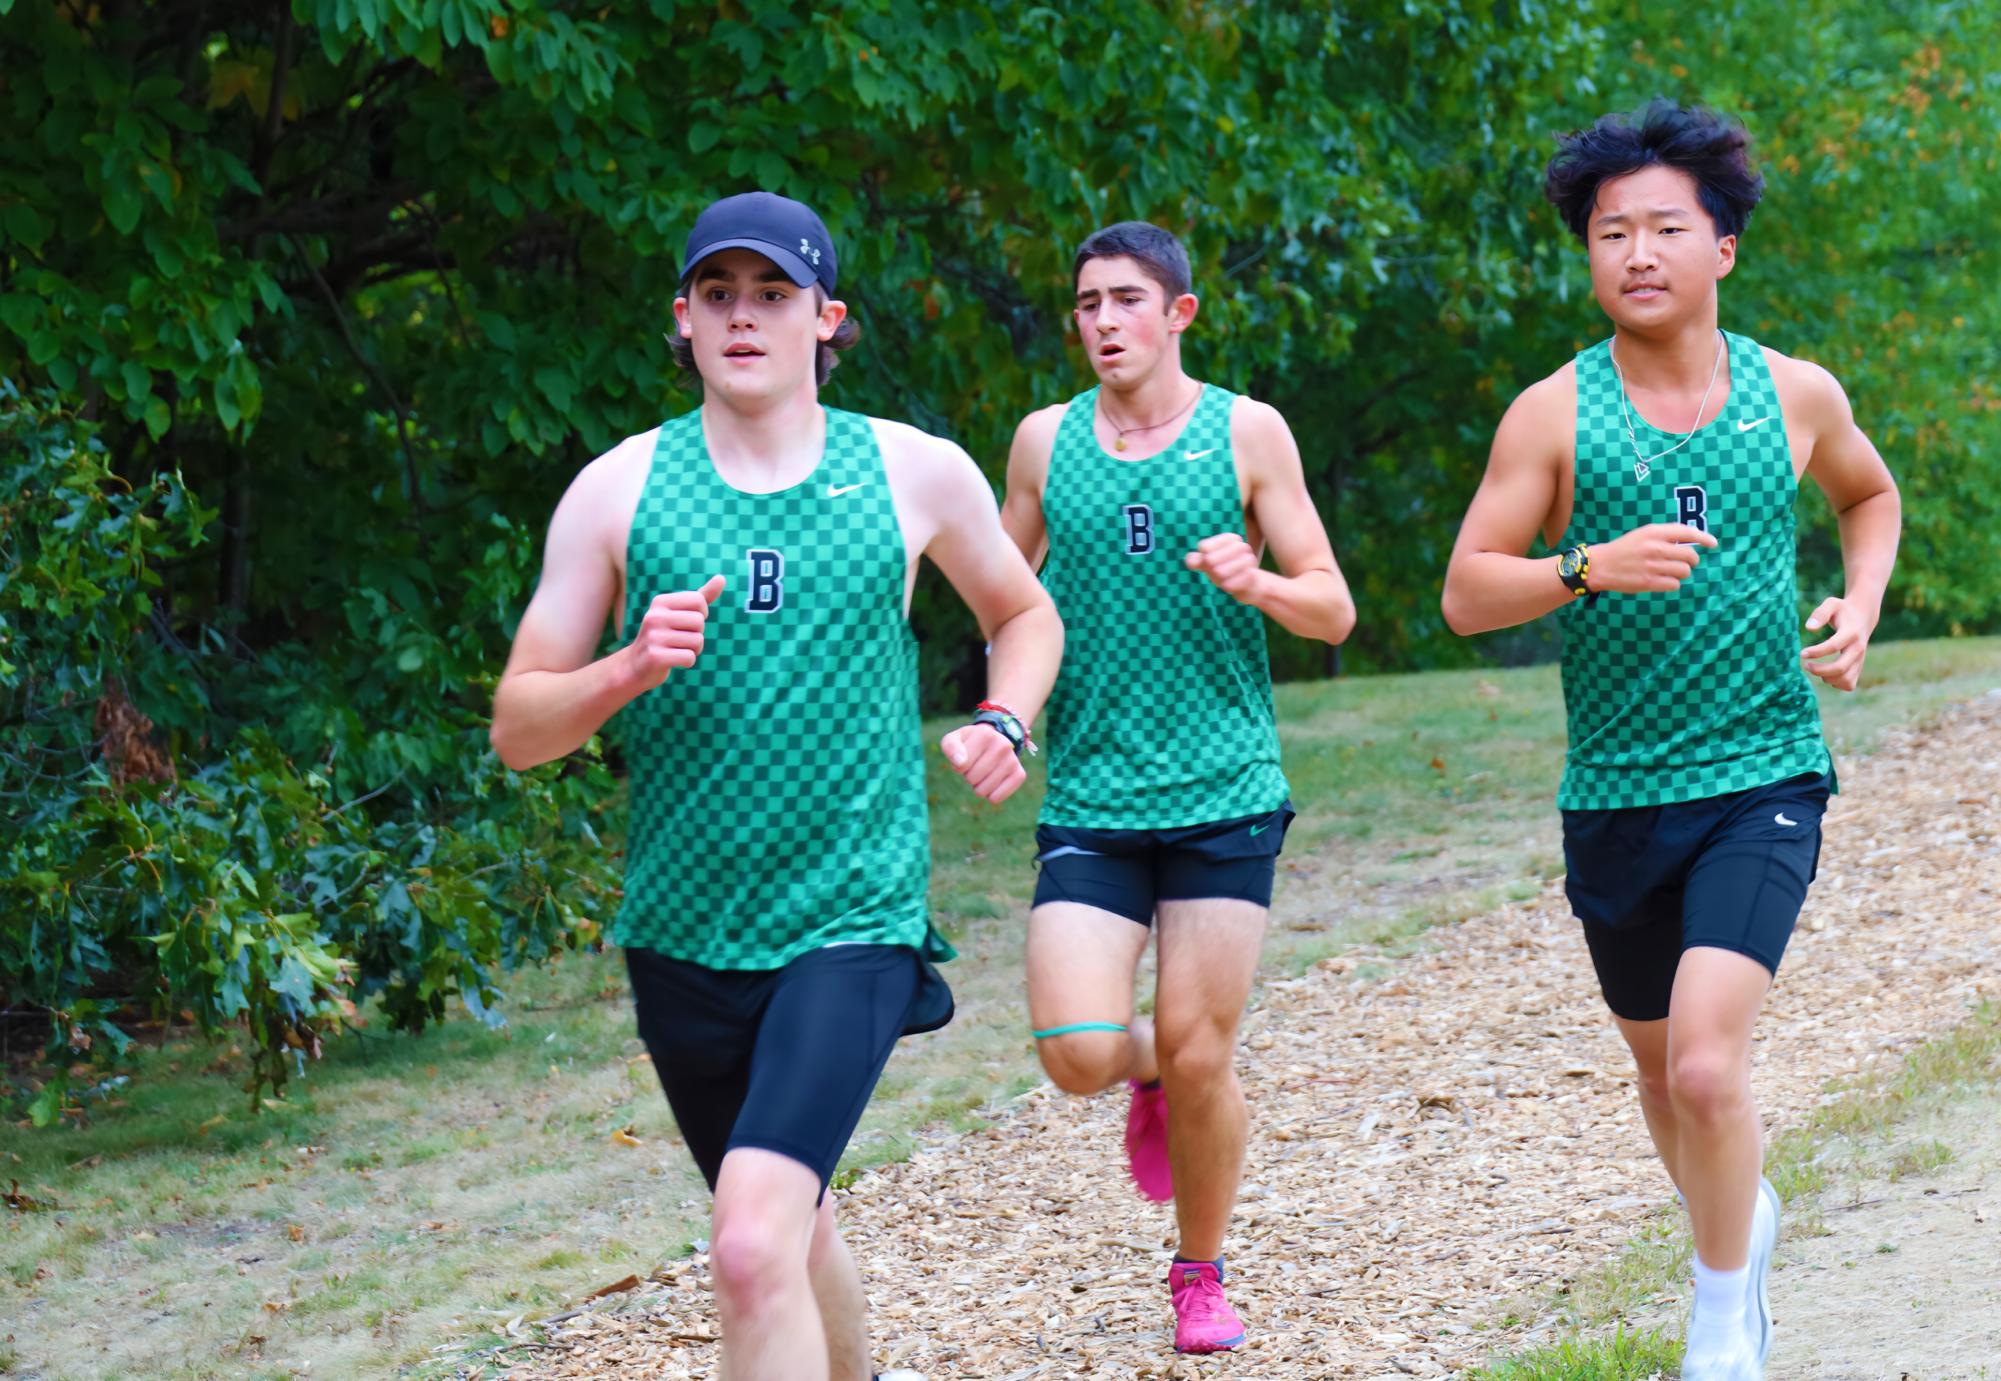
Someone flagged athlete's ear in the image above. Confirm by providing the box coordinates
[1168,292,1199,334]
[817,296,848,342]
[672,296,693,340]
[1715,234,1737,282]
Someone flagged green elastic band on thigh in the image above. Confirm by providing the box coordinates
[1031,1021,1129,1039]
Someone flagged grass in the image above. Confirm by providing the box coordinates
[1468,1324,1681,1380]
[3,636,1998,1379]
[1476,1000,2001,1373]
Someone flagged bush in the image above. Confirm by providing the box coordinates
[1,383,615,1120]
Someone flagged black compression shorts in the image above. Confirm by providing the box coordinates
[1563,771,1832,1022]
[625,943,952,1194]
[1030,801,1296,926]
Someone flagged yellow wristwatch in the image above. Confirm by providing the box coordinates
[1557,544,1591,598]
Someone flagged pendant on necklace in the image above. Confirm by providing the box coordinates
[1633,459,1651,481]
[1115,436,1126,452]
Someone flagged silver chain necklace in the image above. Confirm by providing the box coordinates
[1608,330,1725,481]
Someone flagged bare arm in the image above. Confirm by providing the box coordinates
[1186,398,1355,644]
[998,405,1061,573]
[1783,355,1901,691]
[1441,368,1715,634]
[490,443,720,770]
[907,434,1063,803]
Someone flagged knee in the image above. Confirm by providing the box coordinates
[1630,1054,1672,1107]
[1157,1028,1234,1090]
[1038,1031,1128,1094]
[709,1202,809,1308]
[1667,1046,1748,1122]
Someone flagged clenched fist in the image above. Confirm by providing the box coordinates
[941,723,1025,804]
[1185,532,1264,602]
[626,575,724,690]
[1588,524,1719,594]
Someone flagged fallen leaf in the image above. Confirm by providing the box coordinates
[4,1181,57,1213]
[583,1273,642,1301]
[286,1224,305,1242]
[611,1127,643,1147]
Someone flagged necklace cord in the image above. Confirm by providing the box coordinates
[1609,331,1726,468]
[1099,382,1202,446]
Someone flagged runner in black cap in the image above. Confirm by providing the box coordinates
[491,190,1062,1380]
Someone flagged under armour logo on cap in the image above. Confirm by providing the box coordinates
[679,191,839,295]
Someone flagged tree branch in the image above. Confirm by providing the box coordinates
[288,236,430,547]
[252,5,296,190]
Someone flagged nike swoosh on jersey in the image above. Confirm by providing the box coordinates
[1737,416,1775,431]
[1185,447,1219,460]
[827,482,868,497]
[1774,811,1798,826]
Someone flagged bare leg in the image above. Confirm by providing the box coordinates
[1613,1013,1682,1193]
[711,1148,828,1381]
[807,1194,871,1381]
[1153,898,1266,1262]
[1026,901,1153,1092]
[1665,946,1772,1270]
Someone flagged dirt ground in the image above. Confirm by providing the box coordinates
[487,690,2001,1380]
[1767,1090,2001,1381]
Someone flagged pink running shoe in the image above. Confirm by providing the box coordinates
[1169,1259,1245,1353]
[1124,1078,1173,1202]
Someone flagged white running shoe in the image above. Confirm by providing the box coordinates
[1748,1176,1780,1365]
[1680,1342,1760,1381]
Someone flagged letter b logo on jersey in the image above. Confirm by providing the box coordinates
[1675,484,1710,534]
[1122,503,1155,556]
[746,548,784,613]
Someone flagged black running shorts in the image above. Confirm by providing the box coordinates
[1563,771,1832,1022]
[1030,801,1296,926]
[625,943,952,1194]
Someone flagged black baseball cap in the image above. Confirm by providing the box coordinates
[678,191,838,296]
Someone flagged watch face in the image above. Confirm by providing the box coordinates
[1558,550,1583,578]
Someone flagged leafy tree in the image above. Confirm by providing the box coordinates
[2,0,1993,1112]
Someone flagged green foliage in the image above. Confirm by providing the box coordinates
[1,387,615,1114]
[0,0,1995,1112]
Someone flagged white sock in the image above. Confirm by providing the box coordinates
[1687,1255,1749,1355]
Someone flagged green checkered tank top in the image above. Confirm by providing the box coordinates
[1038,384,1288,829]
[611,407,931,967]
[1555,332,1831,810]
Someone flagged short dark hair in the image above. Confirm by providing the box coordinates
[1073,221,1192,302]
[668,283,860,388]
[1543,100,1765,241]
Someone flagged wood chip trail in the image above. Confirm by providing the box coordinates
[502,694,2001,1379]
